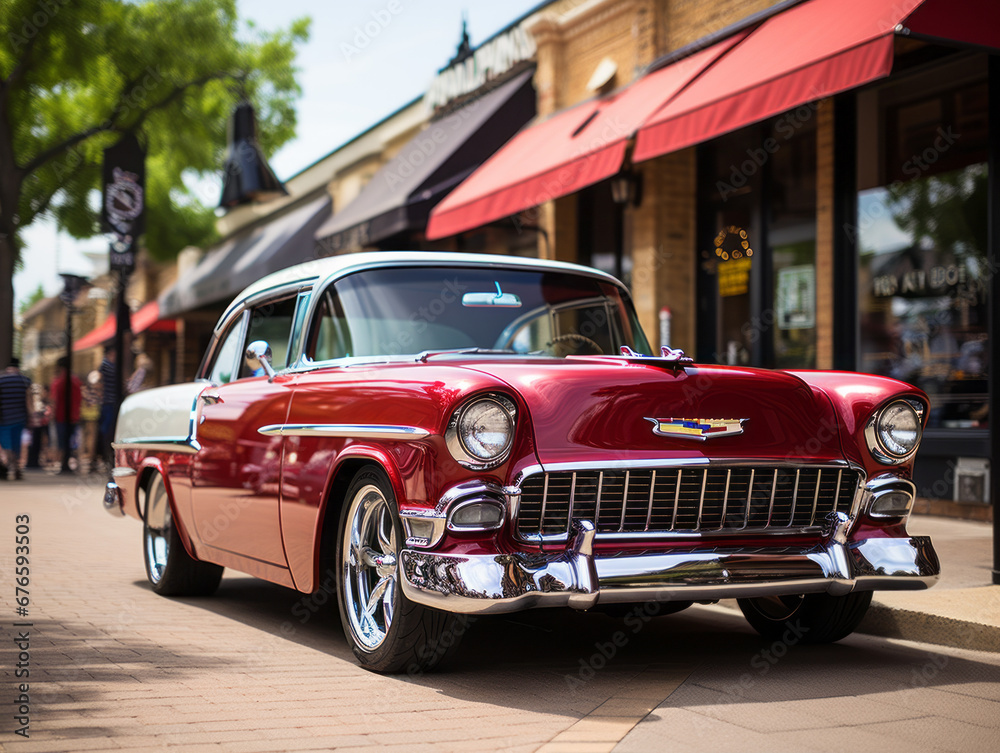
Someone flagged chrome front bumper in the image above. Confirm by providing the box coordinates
[103,481,126,517]
[398,521,940,615]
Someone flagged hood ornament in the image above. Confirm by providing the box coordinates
[646,417,748,441]
[620,345,694,370]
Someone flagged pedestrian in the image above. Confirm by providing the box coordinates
[97,347,118,468]
[0,358,33,481]
[25,383,50,470]
[51,357,82,471]
[82,371,101,473]
[127,353,152,394]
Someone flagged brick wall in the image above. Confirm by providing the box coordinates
[665,0,781,50]
[631,149,696,354]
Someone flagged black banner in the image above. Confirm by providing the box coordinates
[102,133,146,273]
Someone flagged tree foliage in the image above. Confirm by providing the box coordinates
[886,164,988,260]
[0,0,309,364]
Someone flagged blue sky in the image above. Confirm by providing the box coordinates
[14,0,543,309]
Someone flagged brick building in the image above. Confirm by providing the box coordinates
[419,0,996,515]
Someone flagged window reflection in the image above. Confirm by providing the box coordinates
[858,164,989,428]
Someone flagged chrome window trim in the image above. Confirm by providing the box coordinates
[198,310,249,383]
[508,459,866,544]
[292,260,636,371]
[257,424,430,440]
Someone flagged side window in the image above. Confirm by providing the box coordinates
[307,288,353,361]
[240,296,299,378]
[208,317,245,385]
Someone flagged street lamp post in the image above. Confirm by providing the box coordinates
[58,274,89,475]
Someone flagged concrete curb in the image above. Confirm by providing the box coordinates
[859,599,1000,654]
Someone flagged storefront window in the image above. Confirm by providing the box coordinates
[856,58,989,430]
[858,164,989,428]
[697,115,816,368]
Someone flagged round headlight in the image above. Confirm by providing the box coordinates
[446,394,517,469]
[459,399,513,460]
[875,401,921,459]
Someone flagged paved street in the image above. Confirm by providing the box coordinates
[1,474,998,752]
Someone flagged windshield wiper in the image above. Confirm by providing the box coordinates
[416,348,522,362]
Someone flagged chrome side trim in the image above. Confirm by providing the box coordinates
[112,437,200,454]
[111,467,137,478]
[257,424,431,440]
[399,530,940,615]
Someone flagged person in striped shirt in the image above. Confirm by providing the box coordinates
[0,358,32,481]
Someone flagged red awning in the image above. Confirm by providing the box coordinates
[73,301,175,352]
[73,315,115,352]
[633,0,1000,162]
[425,35,744,240]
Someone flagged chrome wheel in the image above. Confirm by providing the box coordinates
[342,483,398,650]
[144,474,171,585]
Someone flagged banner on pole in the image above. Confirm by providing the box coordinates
[102,133,145,273]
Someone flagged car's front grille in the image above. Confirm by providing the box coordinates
[515,466,860,539]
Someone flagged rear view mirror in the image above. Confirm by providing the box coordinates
[462,282,522,308]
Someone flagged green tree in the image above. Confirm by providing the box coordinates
[0,0,309,365]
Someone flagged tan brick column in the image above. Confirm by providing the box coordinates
[815,98,835,370]
[631,148,697,353]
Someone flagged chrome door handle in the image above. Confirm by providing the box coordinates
[201,393,223,405]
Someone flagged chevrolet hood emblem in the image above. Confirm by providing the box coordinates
[646,417,748,441]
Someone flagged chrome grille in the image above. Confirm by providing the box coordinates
[516,466,859,538]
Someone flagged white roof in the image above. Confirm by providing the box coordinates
[230,251,623,312]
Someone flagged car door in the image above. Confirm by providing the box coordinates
[191,294,300,566]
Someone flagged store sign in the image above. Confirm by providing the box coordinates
[425,24,535,111]
[873,264,970,297]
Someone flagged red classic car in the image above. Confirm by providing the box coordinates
[105,252,938,672]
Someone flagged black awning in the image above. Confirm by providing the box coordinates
[159,194,331,317]
[315,68,535,253]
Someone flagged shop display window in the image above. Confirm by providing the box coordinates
[857,59,989,429]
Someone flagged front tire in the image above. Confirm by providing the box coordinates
[737,591,872,644]
[143,472,223,596]
[336,466,465,673]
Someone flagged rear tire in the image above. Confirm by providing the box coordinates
[336,465,466,674]
[143,472,223,596]
[737,591,872,644]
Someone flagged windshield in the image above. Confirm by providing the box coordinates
[306,266,651,360]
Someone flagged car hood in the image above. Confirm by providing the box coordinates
[458,358,845,468]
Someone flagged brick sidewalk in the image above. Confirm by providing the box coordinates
[0,475,697,752]
[2,474,998,753]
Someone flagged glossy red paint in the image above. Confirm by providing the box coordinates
[789,370,928,478]
[466,359,845,466]
[278,363,540,591]
[191,374,294,567]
